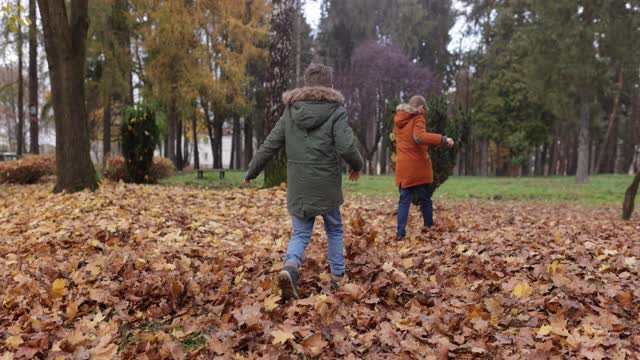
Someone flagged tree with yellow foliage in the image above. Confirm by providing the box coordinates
[131,0,267,170]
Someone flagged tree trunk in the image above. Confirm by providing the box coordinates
[176,117,183,170]
[548,137,557,175]
[113,0,133,105]
[201,100,216,168]
[230,117,236,169]
[38,0,98,192]
[102,13,113,167]
[576,94,591,183]
[295,0,302,86]
[597,66,623,174]
[244,117,253,168]
[622,172,640,220]
[103,97,111,167]
[206,121,214,168]
[28,0,38,154]
[480,141,489,176]
[622,91,640,172]
[192,112,199,170]
[264,0,294,188]
[368,157,375,176]
[570,134,579,175]
[183,127,189,168]
[168,99,177,165]
[17,0,25,156]
[380,133,388,175]
[238,119,244,169]
[233,117,242,169]
[213,118,223,169]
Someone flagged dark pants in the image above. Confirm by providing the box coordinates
[397,184,433,237]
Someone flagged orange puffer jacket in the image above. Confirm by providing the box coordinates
[393,104,444,188]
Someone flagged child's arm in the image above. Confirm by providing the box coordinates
[412,115,449,146]
[333,110,364,172]
[245,117,286,181]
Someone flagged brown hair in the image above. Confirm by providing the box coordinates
[304,63,334,87]
[409,95,426,108]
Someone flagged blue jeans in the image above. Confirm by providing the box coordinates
[397,184,433,237]
[284,207,345,276]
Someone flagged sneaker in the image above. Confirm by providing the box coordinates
[278,265,299,300]
[396,235,405,241]
[330,273,346,290]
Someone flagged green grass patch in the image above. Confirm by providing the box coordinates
[160,170,263,190]
[182,332,207,352]
[162,170,633,206]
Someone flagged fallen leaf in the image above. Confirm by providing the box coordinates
[89,335,117,360]
[598,264,610,272]
[512,282,532,298]
[537,325,552,336]
[301,333,327,356]
[264,295,281,312]
[5,336,23,349]
[52,278,66,297]
[341,283,363,301]
[271,329,294,345]
[66,302,79,321]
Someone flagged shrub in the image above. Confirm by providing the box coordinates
[427,95,460,192]
[121,105,159,183]
[104,156,127,182]
[0,154,56,184]
[149,157,174,182]
[104,156,173,183]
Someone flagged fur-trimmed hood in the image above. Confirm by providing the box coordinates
[394,103,423,129]
[281,86,345,131]
[282,86,345,105]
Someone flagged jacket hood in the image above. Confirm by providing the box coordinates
[282,86,344,131]
[394,103,421,129]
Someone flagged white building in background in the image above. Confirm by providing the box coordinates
[0,124,56,155]
[196,135,233,169]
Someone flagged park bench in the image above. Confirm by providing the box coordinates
[197,168,226,180]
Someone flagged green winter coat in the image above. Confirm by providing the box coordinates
[246,86,363,218]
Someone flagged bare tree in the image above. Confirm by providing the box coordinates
[622,171,640,220]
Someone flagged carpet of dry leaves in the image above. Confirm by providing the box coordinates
[1,182,639,359]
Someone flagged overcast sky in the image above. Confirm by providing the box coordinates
[302,0,478,53]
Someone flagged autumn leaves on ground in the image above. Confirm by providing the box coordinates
[1,183,639,359]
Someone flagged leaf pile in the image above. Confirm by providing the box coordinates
[1,183,639,359]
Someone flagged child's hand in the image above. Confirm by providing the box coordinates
[349,169,360,182]
[446,138,455,147]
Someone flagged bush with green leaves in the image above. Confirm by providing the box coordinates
[121,105,160,183]
[427,96,461,191]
